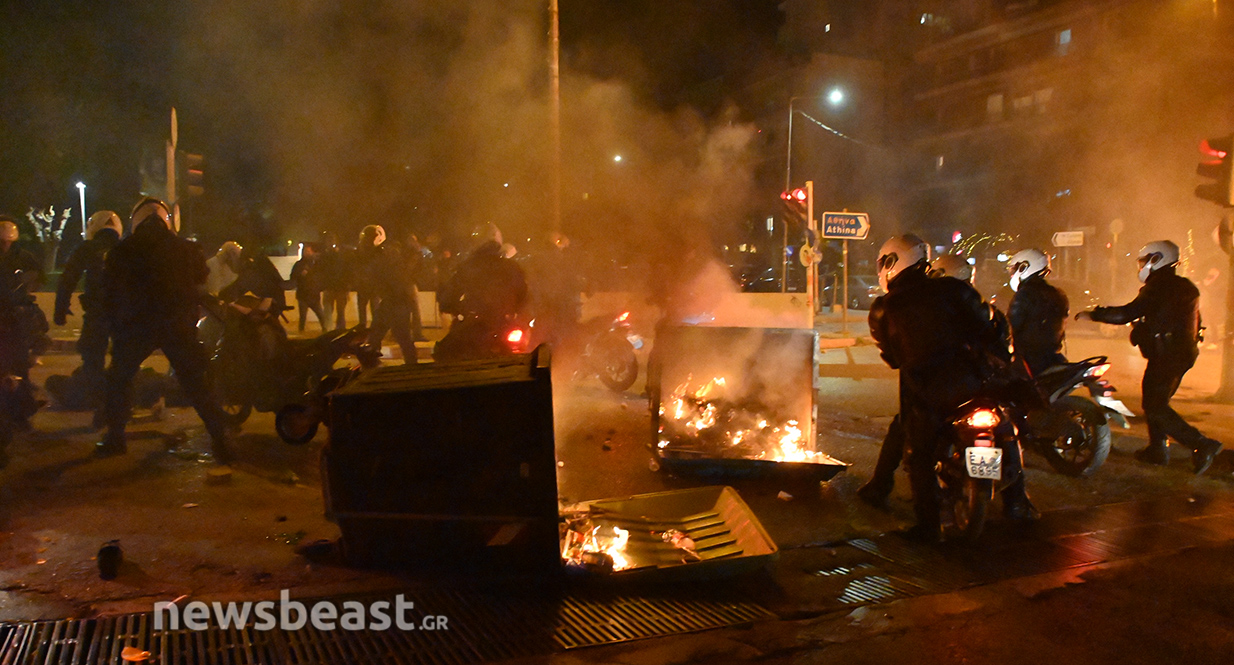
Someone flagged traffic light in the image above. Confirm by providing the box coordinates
[1195,135,1233,207]
[780,186,809,223]
[182,152,205,198]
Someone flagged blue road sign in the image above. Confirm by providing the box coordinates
[821,212,871,240]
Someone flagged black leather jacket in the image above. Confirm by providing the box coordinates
[55,229,119,317]
[869,264,1009,408]
[1090,266,1201,362]
[1008,274,1069,370]
[103,223,210,332]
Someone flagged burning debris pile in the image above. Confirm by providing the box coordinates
[560,512,702,575]
[658,376,825,463]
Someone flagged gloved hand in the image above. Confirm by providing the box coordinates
[53,309,70,326]
[1074,311,1093,321]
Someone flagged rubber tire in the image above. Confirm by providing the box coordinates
[1039,395,1112,478]
[952,477,993,544]
[276,403,319,445]
[219,400,252,427]
[597,343,639,393]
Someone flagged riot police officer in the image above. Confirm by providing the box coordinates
[1077,240,1222,473]
[868,235,1034,541]
[98,198,233,461]
[859,250,1018,512]
[1006,248,1070,377]
[55,211,123,392]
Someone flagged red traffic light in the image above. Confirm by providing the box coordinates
[780,188,808,202]
[1201,137,1231,161]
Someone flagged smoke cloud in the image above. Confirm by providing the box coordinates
[183,0,760,308]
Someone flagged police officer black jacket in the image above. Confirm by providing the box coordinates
[869,264,1007,391]
[1008,273,1069,371]
[1089,266,1201,362]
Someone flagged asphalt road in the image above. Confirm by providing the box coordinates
[3,322,1234,663]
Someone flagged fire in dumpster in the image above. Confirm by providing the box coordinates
[659,377,827,462]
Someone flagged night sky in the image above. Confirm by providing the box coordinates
[0,1,788,247]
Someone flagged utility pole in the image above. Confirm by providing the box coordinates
[549,0,562,234]
[166,107,178,208]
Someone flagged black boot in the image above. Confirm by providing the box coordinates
[1193,438,1223,475]
[1134,442,1169,466]
[857,481,892,509]
[94,429,127,457]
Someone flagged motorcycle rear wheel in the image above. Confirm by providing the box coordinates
[948,477,992,544]
[1039,395,1111,478]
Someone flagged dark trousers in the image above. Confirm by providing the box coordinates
[297,293,326,332]
[356,292,380,329]
[321,290,349,330]
[1142,354,1206,452]
[77,310,111,381]
[867,413,905,496]
[104,325,228,445]
[368,299,416,363]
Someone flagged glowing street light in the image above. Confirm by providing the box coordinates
[827,87,845,106]
[75,182,87,240]
[613,155,623,163]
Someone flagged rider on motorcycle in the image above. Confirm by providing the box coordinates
[434,232,528,361]
[1006,248,1070,378]
[868,235,1035,542]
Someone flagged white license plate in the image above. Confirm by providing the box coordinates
[965,447,1003,480]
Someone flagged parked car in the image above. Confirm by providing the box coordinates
[822,274,880,310]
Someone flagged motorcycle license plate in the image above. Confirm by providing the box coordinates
[965,447,1003,480]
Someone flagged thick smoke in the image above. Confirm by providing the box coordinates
[184,0,758,309]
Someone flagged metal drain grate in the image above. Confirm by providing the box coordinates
[0,589,775,664]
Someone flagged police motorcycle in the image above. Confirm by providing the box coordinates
[525,310,642,392]
[940,398,1024,543]
[198,294,380,443]
[1020,356,1130,478]
[0,270,50,466]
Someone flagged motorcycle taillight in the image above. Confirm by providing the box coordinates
[972,433,996,448]
[507,328,525,345]
[964,408,1000,429]
[1085,363,1111,379]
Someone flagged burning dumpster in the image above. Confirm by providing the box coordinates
[650,326,847,481]
[324,346,561,574]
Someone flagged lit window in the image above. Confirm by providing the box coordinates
[986,93,1004,119]
[1057,28,1071,55]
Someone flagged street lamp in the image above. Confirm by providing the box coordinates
[75,182,87,240]
[827,87,845,107]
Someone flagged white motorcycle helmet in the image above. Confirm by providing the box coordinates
[129,197,173,233]
[876,234,929,292]
[1137,240,1179,283]
[1007,248,1051,292]
[86,211,123,240]
[931,254,973,283]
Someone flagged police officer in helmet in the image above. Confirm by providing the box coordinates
[1077,240,1223,473]
[98,198,233,461]
[54,211,123,396]
[1006,248,1070,377]
[868,235,1035,541]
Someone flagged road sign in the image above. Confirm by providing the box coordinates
[821,212,870,240]
[1051,231,1085,247]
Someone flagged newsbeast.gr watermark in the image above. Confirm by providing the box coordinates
[154,591,449,632]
